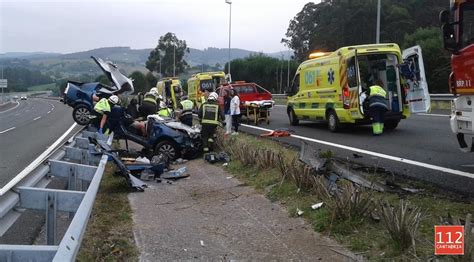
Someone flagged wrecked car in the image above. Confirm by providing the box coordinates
[63,56,134,125]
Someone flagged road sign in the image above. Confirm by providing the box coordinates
[0,79,7,88]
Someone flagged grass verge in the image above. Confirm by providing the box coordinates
[218,132,474,260]
[27,83,57,92]
[77,164,138,261]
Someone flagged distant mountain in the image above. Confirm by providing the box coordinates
[0,52,61,59]
[0,46,293,78]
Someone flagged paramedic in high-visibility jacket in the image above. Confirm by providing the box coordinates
[366,80,389,135]
[198,92,224,152]
[93,95,120,134]
[177,95,194,127]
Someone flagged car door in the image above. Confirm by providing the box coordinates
[402,45,431,113]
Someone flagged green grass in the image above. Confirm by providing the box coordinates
[27,83,57,91]
[77,164,138,261]
[219,132,474,260]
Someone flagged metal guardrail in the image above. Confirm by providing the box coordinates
[0,130,112,261]
[272,93,456,101]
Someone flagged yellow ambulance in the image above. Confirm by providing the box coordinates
[287,43,430,132]
[187,71,226,109]
[156,77,183,109]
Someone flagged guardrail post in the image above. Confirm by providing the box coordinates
[46,191,57,245]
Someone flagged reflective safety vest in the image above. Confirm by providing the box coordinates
[368,85,388,109]
[369,85,387,98]
[201,104,219,125]
[94,98,111,115]
[143,94,157,104]
[201,96,207,105]
[180,99,194,112]
[158,108,172,117]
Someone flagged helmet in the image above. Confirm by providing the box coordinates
[150,87,159,95]
[108,95,119,105]
[159,101,167,109]
[208,92,218,101]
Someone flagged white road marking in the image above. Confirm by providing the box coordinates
[416,113,449,117]
[241,124,474,180]
[0,101,20,114]
[0,127,16,134]
[33,116,41,121]
[0,123,78,196]
[47,111,51,114]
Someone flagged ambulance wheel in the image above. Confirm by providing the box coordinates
[288,109,299,126]
[327,110,340,132]
[154,140,180,160]
[384,120,399,130]
[72,104,91,125]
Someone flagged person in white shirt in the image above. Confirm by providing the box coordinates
[230,89,241,134]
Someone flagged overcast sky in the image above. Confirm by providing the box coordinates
[0,0,313,54]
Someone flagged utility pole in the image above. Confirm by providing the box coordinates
[225,0,232,77]
[173,44,176,77]
[376,0,381,43]
[287,53,290,90]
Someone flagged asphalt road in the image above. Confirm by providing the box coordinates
[240,105,474,195]
[0,98,78,188]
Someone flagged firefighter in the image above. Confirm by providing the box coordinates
[158,101,173,118]
[367,80,389,135]
[177,95,194,126]
[138,92,158,119]
[201,89,210,105]
[198,92,224,152]
[94,95,119,134]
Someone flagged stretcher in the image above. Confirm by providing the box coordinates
[242,100,274,125]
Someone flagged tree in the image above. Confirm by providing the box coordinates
[145,72,157,91]
[128,71,147,94]
[403,27,451,93]
[94,75,111,86]
[228,54,299,94]
[146,32,189,77]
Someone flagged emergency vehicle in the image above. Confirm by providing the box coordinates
[440,0,474,152]
[187,71,225,109]
[156,77,183,109]
[287,43,430,132]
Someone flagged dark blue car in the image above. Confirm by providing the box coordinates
[63,56,134,125]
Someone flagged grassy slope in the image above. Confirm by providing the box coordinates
[220,133,474,260]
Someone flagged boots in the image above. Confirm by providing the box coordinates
[372,122,383,135]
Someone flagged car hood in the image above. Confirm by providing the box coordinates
[91,56,134,95]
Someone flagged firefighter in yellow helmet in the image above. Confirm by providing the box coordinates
[198,92,224,152]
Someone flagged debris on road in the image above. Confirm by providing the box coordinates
[299,141,327,172]
[329,160,386,192]
[161,167,189,180]
[296,208,304,216]
[311,202,324,210]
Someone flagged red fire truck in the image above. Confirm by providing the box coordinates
[440,0,474,152]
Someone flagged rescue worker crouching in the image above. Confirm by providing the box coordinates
[198,92,224,152]
[366,80,389,135]
[177,95,194,126]
[94,95,120,134]
[158,101,173,118]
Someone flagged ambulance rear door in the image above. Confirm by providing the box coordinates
[402,45,431,113]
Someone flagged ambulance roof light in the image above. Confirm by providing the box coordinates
[309,52,330,59]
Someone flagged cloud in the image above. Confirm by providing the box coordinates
[0,0,312,53]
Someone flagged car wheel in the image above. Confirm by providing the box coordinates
[384,120,399,130]
[288,108,299,126]
[327,110,340,132]
[154,140,180,160]
[73,104,91,125]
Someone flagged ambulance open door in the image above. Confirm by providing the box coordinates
[402,45,431,113]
